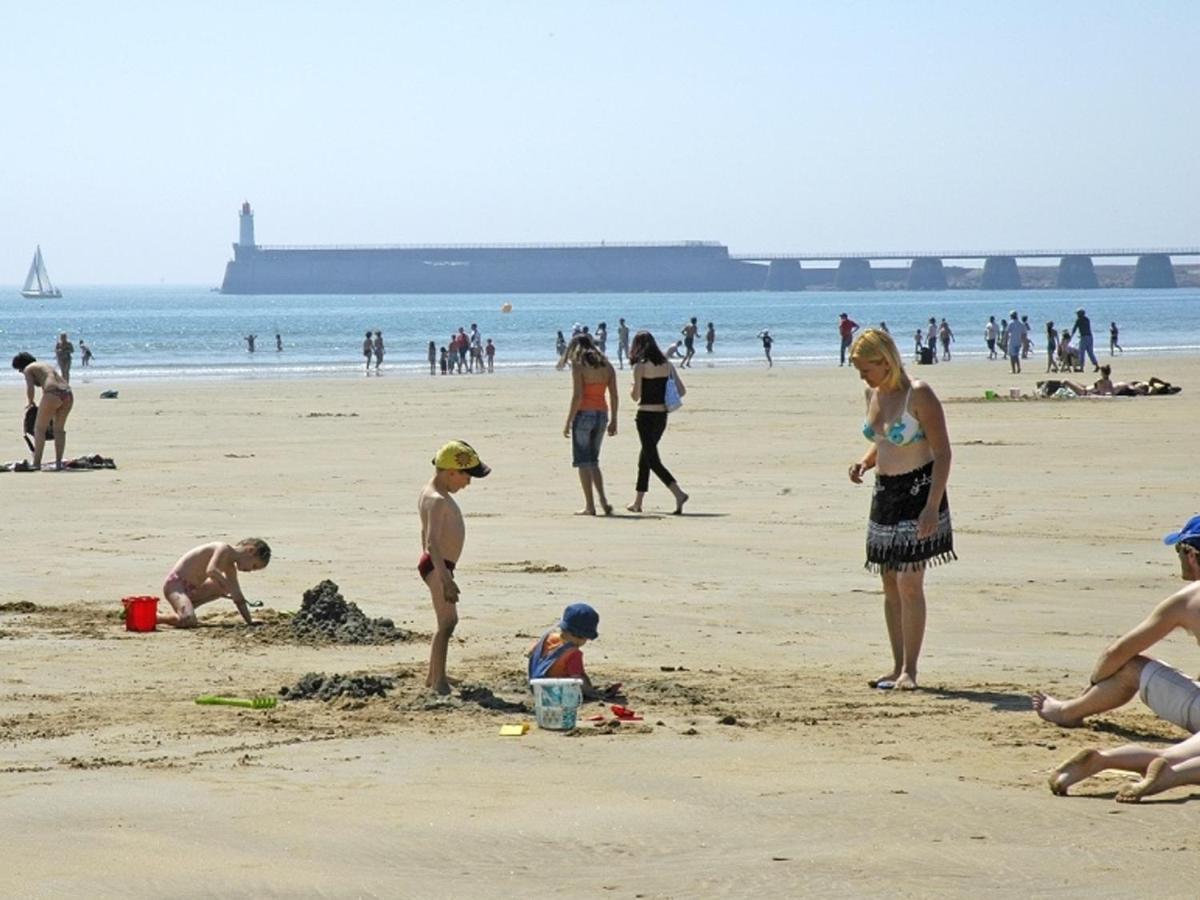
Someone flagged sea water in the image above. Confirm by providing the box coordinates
[1,285,1198,380]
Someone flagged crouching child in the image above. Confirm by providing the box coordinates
[526,602,606,700]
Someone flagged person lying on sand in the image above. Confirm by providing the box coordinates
[1032,516,1200,733]
[1061,365,1114,396]
[526,602,612,701]
[159,539,271,628]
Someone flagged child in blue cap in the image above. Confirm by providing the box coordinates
[526,602,605,700]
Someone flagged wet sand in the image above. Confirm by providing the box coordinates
[3,356,1200,897]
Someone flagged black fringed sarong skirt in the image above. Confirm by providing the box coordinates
[866,461,956,573]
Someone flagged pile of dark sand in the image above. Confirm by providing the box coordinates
[280,672,396,702]
[290,580,412,644]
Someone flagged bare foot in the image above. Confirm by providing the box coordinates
[893,674,918,691]
[1116,757,1170,803]
[429,680,452,696]
[868,673,900,688]
[672,492,689,515]
[601,503,613,516]
[1048,748,1100,796]
[574,508,596,516]
[1032,691,1082,727]
[625,503,642,513]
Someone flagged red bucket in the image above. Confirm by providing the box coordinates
[122,596,159,632]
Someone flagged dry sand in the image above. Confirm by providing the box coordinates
[3,355,1200,898]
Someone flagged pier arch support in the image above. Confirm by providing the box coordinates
[906,258,947,290]
[765,259,804,291]
[835,258,875,291]
[981,256,1021,290]
[1056,255,1098,289]
[1133,254,1177,288]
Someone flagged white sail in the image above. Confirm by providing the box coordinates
[20,246,61,298]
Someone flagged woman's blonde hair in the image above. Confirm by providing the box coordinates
[850,328,909,391]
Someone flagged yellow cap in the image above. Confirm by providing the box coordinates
[432,440,491,477]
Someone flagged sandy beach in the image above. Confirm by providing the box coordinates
[4,355,1200,898]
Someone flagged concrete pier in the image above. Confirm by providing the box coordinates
[835,258,875,290]
[906,257,947,290]
[981,256,1021,290]
[765,259,804,291]
[1056,255,1098,289]
[1133,254,1177,288]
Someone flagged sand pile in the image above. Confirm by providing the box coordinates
[290,580,412,644]
[279,672,396,702]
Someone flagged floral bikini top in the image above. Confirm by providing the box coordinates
[862,388,925,446]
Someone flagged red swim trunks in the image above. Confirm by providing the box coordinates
[418,552,456,580]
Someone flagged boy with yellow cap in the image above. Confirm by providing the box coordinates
[419,440,490,694]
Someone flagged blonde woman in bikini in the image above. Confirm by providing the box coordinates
[560,333,618,515]
[848,329,954,691]
[11,351,74,470]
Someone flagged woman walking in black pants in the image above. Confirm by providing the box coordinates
[626,331,689,514]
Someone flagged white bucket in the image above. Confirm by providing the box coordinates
[530,678,583,731]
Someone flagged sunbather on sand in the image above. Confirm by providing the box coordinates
[1111,376,1180,396]
[1061,365,1114,396]
[159,539,271,628]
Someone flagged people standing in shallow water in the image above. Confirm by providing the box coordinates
[372,331,384,373]
[848,329,954,692]
[938,319,954,361]
[1072,307,1100,372]
[363,331,373,373]
[244,334,256,353]
[705,322,715,354]
[55,333,74,383]
[560,334,618,516]
[556,330,567,359]
[626,331,688,515]
[80,340,93,367]
[760,330,773,368]
[12,352,74,470]
[680,317,698,368]
[276,333,283,352]
[838,313,859,366]
[1110,321,1123,355]
[427,341,437,376]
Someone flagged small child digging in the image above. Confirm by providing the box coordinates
[419,440,491,694]
[159,538,271,628]
[526,602,606,700]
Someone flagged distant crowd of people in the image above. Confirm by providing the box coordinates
[837,308,1123,374]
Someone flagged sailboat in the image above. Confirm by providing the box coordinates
[20,246,62,299]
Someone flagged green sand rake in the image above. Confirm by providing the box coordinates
[194,695,278,709]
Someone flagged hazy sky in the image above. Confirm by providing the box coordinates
[4,1,1197,284]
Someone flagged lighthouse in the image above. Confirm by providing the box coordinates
[238,201,256,249]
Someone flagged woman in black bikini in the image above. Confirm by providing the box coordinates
[12,352,74,470]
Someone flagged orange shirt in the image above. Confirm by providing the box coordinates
[535,631,585,678]
[579,380,608,412]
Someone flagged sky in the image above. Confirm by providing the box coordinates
[3,1,1198,284]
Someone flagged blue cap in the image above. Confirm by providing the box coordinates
[560,602,599,640]
[1163,515,1200,546]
